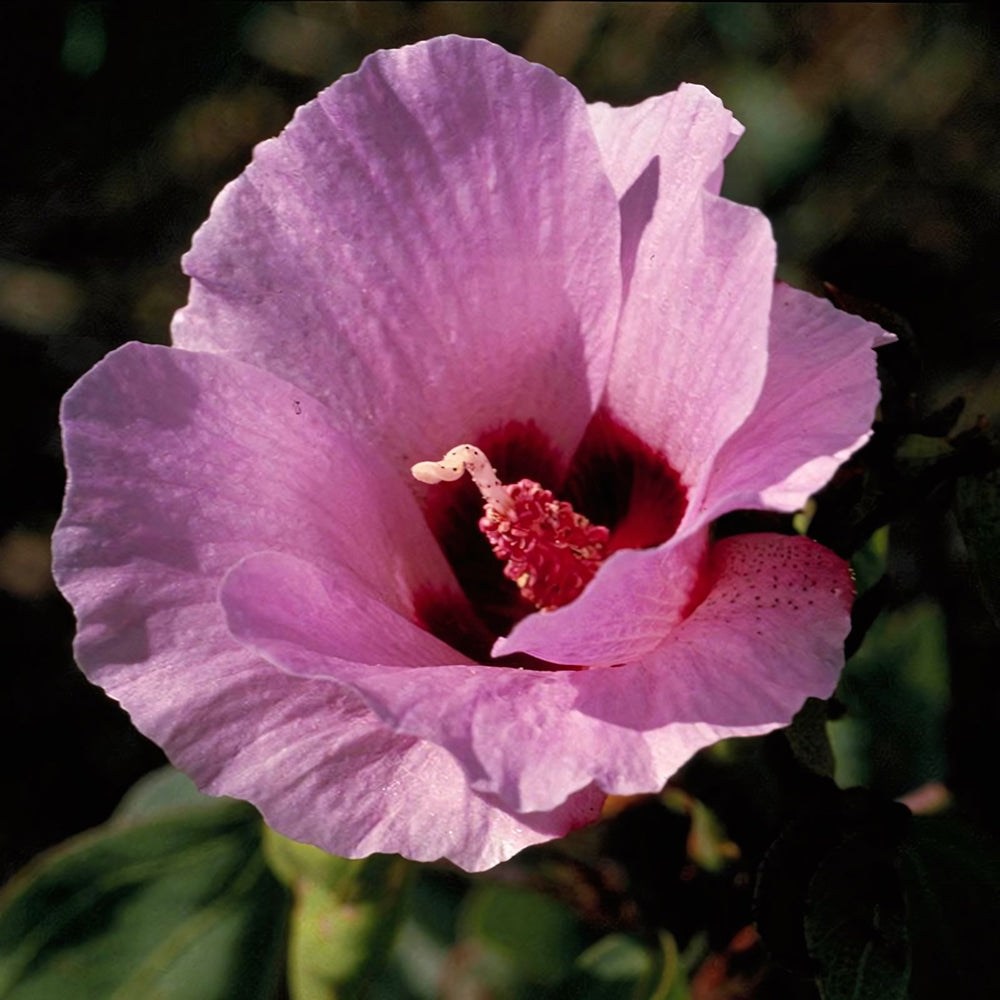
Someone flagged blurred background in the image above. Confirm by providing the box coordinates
[2,0,998,960]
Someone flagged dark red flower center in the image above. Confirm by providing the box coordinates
[412,444,609,612]
[413,414,687,665]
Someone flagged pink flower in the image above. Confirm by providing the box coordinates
[53,37,890,871]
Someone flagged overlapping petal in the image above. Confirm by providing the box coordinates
[493,532,708,665]
[172,36,622,473]
[604,157,775,513]
[54,342,457,605]
[700,282,895,519]
[221,535,852,814]
[587,83,743,296]
[487,84,776,667]
[53,341,603,869]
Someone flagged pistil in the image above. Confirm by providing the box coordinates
[412,445,609,611]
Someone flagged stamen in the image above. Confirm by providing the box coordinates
[412,444,609,611]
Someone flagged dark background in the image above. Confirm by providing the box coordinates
[2,1,998,885]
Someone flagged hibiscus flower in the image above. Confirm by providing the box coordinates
[53,36,890,871]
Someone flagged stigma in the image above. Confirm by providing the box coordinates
[412,444,609,611]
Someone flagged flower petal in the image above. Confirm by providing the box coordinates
[699,283,893,518]
[588,84,743,199]
[52,342,600,869]
[588,84,743,296]
[594,90,775,517]
[222,551,471,672]
[226,687,604,871]
[172,36,622,470]
[221,535,852,814]
[492,530,709,666]
[53,342,456,609]
[219,549,616,807]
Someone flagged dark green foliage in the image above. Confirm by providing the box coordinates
[0,784,288,1000]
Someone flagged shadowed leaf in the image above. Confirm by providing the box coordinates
[0,798,287,1000]
[955,467,1000,630]
[898,814,1000,1000]
[805,834,909,1000]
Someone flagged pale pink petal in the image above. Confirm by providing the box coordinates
[586,80,774,510]
[221,536,851,815]
[493,194,775,667]
[571,533,853,791]
[172,36,622,472]
[605,187,775,519]
[699,283,893,519]
[219,549,647,808]
[221,551,471,672]
[492,530,708,666]
[220,687,604,872]
[588,84,743,200]
[53,342,456,609]
[52,342,600,869]
[493,176,776,666]
[588,85,743,296]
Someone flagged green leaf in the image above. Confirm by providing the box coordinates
[263,830,413,1000]
[893,433,954,466]
[568,933,688,1000]
[897,814,1000,1000]
[955,467,1000,629]
[765,802,1000,1000]
[805,834,909,1000]
[0,799,288,1000]
[755,788,910,979]
[112,766,212,822]
[575,934,651,986]
[289,875,406,1000]
[829,599,949,795]
[262,826,391,891]
[755,788,843,975]
[460,882,583,987]
[661,790,739,874]
[785,698,836,779]
[849,527,889,597]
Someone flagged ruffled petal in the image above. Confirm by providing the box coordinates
[221,535,851,814]
[594,91,775,518]
[172,36,622,472]
[223,688,604,871]
[492,530,708,666]
[222,551,472,671]
[570,533,852,790]
[219,549,617,807]
[699,283,893,518]
[53,342,456,608]
[52,342,601,869]
[588,84,743,199]
[588,84,743,297]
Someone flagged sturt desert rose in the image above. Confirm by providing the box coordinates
[53,36,891,871]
